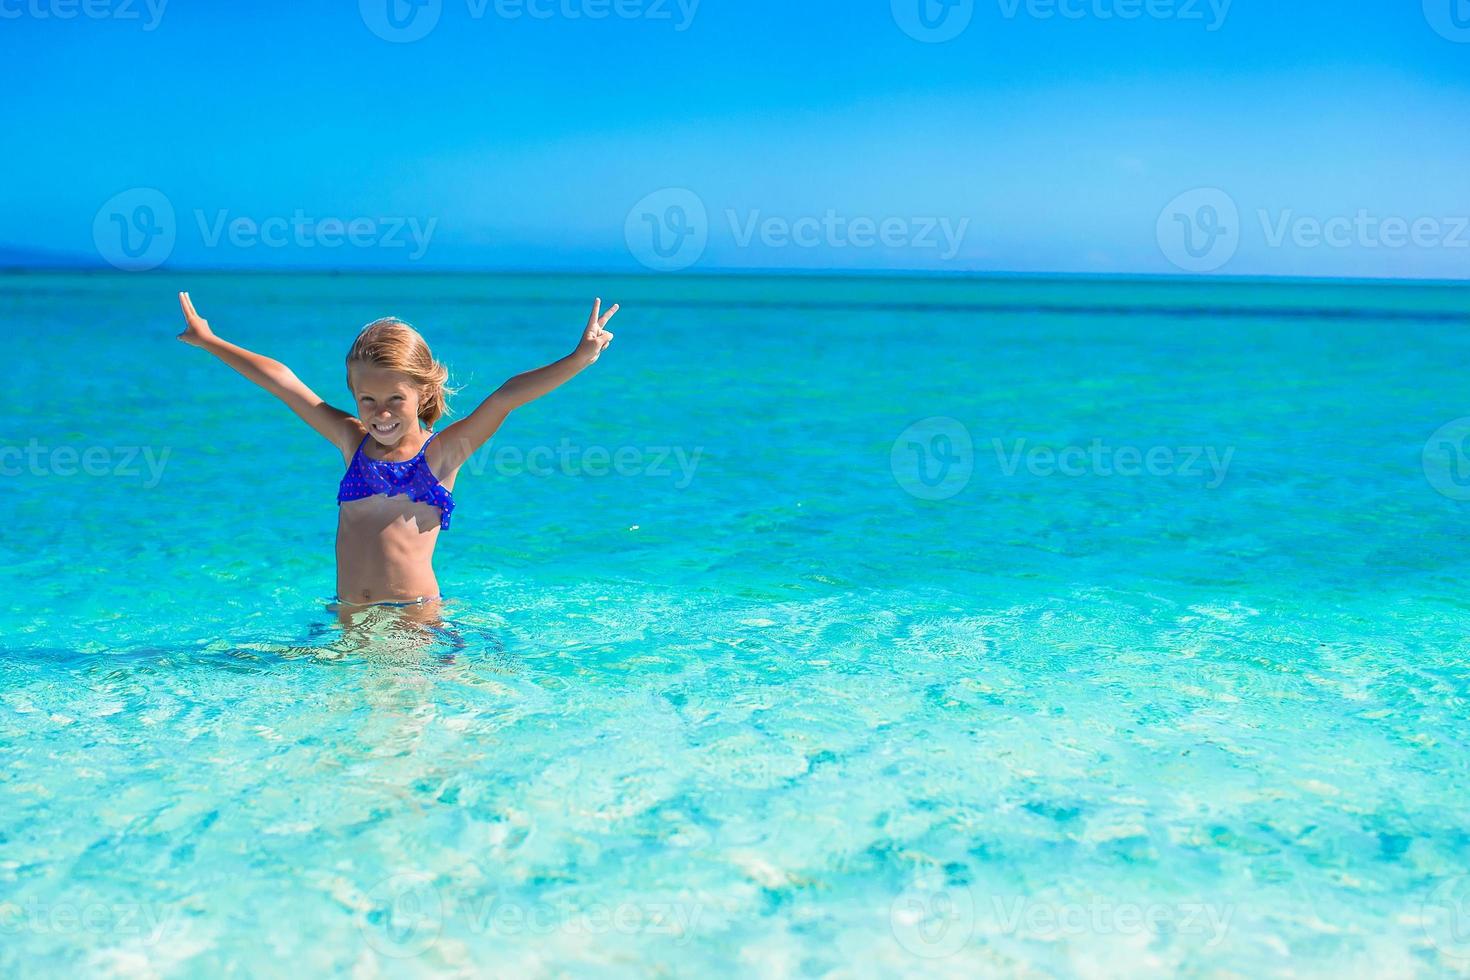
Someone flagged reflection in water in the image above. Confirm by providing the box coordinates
[231,600,515,671]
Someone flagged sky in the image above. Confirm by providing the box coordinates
[1,0,1468,278]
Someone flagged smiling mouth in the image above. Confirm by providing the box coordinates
[371,420,402,437]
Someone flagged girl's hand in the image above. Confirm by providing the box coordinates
[176,291,217,348]
[574,298,618,365]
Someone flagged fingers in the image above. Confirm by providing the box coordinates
[179,291,201,323]
[587,298,621,332]
[585,298,619,357]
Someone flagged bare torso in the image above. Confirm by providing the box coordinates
[334,438,459,604]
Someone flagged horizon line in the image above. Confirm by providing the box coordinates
[2,264,1468,290]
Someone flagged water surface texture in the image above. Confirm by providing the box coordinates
[3,271,1470,977]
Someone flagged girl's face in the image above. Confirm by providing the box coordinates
[350,365,421,446]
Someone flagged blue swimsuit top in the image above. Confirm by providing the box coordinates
[337,432,455,530]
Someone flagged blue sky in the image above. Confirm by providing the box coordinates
[2,0,1468,278]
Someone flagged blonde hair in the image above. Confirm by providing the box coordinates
[346,317,453,427]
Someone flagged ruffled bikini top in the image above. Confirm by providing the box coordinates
[337,431,454,529]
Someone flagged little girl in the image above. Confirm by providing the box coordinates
[176,291,617,616]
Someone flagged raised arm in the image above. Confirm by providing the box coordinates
[176,292,363,460]
[434,298,618,475]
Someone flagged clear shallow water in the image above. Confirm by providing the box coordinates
[3,271,1470,977]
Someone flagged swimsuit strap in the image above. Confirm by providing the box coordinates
[344,434,369,467]
[356,432,434,461]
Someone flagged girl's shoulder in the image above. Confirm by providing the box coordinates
[423,426,461,489]
[337,420,369,465]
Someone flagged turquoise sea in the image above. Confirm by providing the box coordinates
[3,270,1470,977]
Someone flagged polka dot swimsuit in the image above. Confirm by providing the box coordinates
[337,431,455,530]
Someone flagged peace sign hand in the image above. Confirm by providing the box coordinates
[176,292,217,348]
[574,298,618,366]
